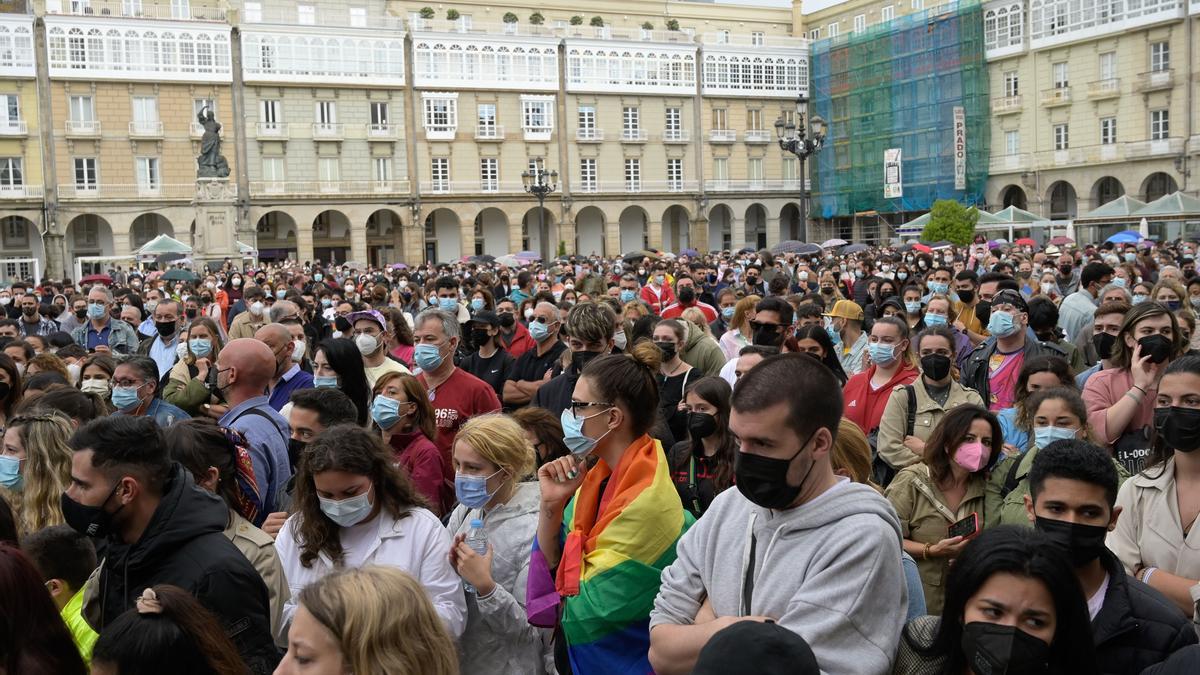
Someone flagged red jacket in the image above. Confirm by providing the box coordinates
[501,322,536,359]
[842,363,919,435]
[662,300,717,322]
[640,284,676,314]
[388,429,450,516]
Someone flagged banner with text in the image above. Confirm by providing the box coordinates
[884,148,902,199]
[953,106,966,191]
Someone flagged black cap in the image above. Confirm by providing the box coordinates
[470,309,500,327]
[693,621,819,675]
[991,289,1029,313]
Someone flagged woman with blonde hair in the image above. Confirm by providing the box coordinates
[0,410,73,534]
[622,299,650,323]
[1151,278,1187,312]
[718,294,760,360]
[831,417,874,486]
[679,307,713,337]
[276,565,458,675]
[446,413,550,674]
[164,317,225,416]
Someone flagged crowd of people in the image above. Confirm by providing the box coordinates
[1,234,1200,674]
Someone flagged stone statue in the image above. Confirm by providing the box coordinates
[196,106,230,178]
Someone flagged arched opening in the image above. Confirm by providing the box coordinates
[1091,177,1124,207]
[1142,172,1178,203]
[708,204,733,252]
[662,205,691,253]
[366,209,402,268]
[424,208,461,263]
[0,215,46,282]
[745,203,768,250]
[618,206,648,253]
[575,206,606,257]
[1000,185,1027,210]
[474,208,508,256]
[521,207,555,258]
[313,210,352,264]
[780,203,803,241]
[130,213,175,249]
[1046,181,1077,220]
[255,211,298,263]
[66,214,115,274]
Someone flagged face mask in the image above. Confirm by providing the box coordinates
[1059,264,1074,276]
[920,353,951,381]
[529,321,552,342]
[613,330,627,350]
[334,316,352,333]
[185,308,198,319]
[21,305,37,317]
[320,298,332,308]
[620,289,637,304]
[371,396,403,430]
[455,468,504,509]
[438,297,458,313]
[1164,300,1182,311]
[753,326,783,348]
[961,622,1051,675]
[1092,331,1116,360]
[1111,277,1127,288]
[987,311,1019,338]
[1155,406,1200,453]
[313,273,323,282]
[469,298,485,312]
[1132,294,1148,305]
[953,440,989,473]
[0,455,21,490]
[345,286,356,295]
[1124,253,1136,263]
[175,341,190,360]
[355,333,380,356]
[559,407,612,459]
[1191,297,1200,310]
[186,338,212,358]
[905,300,922,314]
[231,277,242,287]
[655,341,678,361]
[826,325,842,346]
[74,307,87,319]
[313,375,339,388]
[975,299,992,326]
[1034,425,1078,449]
[854,270,864,279]
[60,482,124,538]
[80,379,110,396]
[734,429,817,510]
[687,411,718,439]
[319,485,374,527]
[523,308,535,321]
[1138,334,1172,364]
[470,328,491,348]
[291,339,306,362]
[721,306,735,321]
[414,343,445,372]
[155,320,177,339]
[868,342,898,367]
[87,303,107,320]
[0,296,8,305]
[678,287,696,304]
[924,313,948,327]
[928,281,949,295]
[897,272,909,281]
[497,311,515,328]
[250,301,264,316]
[571,349,602,373]
[111,384,144,410]
[957,289,975,304]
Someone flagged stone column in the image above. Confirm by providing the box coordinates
[350,224,368,265]
[43,233,66,282]
[765,215,782,249]
[508,218,524,254]
[646,220,663,250]
[459,215,475,260]
[690,215,709,253]
[731,216,746,250]
[296,225,315,263]
[605,218,621,258]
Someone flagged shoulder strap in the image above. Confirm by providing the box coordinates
[904,385,917,438]
[231,406,289,446]
[999,454,1024,500]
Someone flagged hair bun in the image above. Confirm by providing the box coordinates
[628,339,663,372]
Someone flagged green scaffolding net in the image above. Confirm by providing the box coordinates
[809,0,990,220]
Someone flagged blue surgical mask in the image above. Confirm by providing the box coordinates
[868,342,898,367]
[619,289,636,304]
[371,396,403,430]
[276,289,287,299]
[1111,277,1127,288]
[0,455,21,490]
[1132,294,1148,305]
[987,310,1018,338]
[928,281,949,295]
[110,384,143,410]
[454,468,504,509]
[1034,425,1078,449]
[314,273,324,282]
[87,303,107,320]
[438,297,458,313]
[188,338,212,358]
[529,320,552,342]
[470,298,484,312]
[924,313,948,327]
[313,375,339,388]
[721,306,735,321]
[414,343,444,372]
[904,300,922,314]
[1124,253,1136,263]
[826,324,842,346]
[559,407,612,458]
[318,485,374,527]
[321,298,332,307]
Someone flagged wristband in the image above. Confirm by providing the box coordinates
[1132,385,1147,393]
[923,542,932,560]
[1142,567,1158,586]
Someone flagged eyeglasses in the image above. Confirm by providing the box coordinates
[531,316,558,325]
[748,321,782,332]
[112,380,145,388]
[567,400,612,421]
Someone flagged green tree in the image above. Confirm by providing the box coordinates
[589,15,605,27]
[921,200,979,246]
[502,11,519,23]
[446,8,460,20]
[418,6,435,19]
[569,15,584,25]
[529,12,545,25]
[558,240,568,257]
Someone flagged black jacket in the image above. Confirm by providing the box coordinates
[87,465,280,673]
[1093,550,1197,675]
[532,367,580,420]
[1141,645,1200,675]
[959,333,1068,406]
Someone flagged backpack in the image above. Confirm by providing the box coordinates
[871,385,916,487]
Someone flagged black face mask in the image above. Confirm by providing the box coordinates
[1059,264,1074,277]
[75,308,88,319]
[155,320,177,338]
[1138,334,1173,364]
[206,366,227,404]
[470,328,491,348]
[975,299,992,326]
[1034,515,1109,567]
[960,622,1051,675]
[0,382,9,400]
[678,287,696,304]
[287,438,307,469]
[334,316,352,333]
[821,286,835,295]
[22,306,37,317]
[687,411,718,440]
[497,312,515,328]
[60,482,123,538]
[957,289,975,304]
[655,341,678,362]
[184,308,198,320]
[734,429,817,510]
[920,354,952,381]
[1092,331,1117,360]
[1155,406,1200,453]
[571,349,603,373]
[752,326,783,348]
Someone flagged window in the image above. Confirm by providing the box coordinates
[131,96,158,134]
[74,157,98,189]
[315,101,336,125]
[318,158,339,187]
[527,157,545,176]
[782,157,797,182]
[747,109,763,130]
[423,96,457,134]
[457,14,472,31]
[373,157,392,187]
[480,158,498,192]
[580,158,597,191]
[522,98,553,135]
[827,23,839,38]
[477,103,497,137]
[297,4,316,25]
[1004,71,1019,97]
[882,5,894,21]
[262,157,284,187]
[808,28,821,40]
[713,157,728,185]
[1052,62,1068,88]
[170,0,190,19]
[717,30,730,44]
[853,15,866,32]
[751,32,765,46]
[1053,123,1068,150]
[349,7,367,28]
[577,106,596,139]
[259,99,280,132]
[622,106,640,139]
[431,157,449,191]
[244,1,261,22]
[712,108,727,130]
[0,158,22,191]
[135,157,160,193]
[912,0,923,9]
[69,95,94,121]
[1100,117,1116,145]
[1150,42,1169,72]
[0,95,19,130]
[665,107,681,132]
[1099,52,1116,81]
[1150,110,1169,141]
[667,158,683,191]
[749,158,764,186]
[624,158,641,192]
[370,101,389,127]
[1005,130,1020,155]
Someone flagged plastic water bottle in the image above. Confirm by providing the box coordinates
[464,518,488,594]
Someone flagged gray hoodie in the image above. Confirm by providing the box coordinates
[650,479,907,675]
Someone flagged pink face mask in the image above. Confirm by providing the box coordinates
[953,441,988,473]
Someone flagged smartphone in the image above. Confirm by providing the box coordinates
[947,512,980,540]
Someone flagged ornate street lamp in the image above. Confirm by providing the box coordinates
[521,168,558,262]
[775,95,827,237]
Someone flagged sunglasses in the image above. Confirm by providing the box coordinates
[749,321,782,332]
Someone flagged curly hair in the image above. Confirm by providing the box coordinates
[5,411,74,533]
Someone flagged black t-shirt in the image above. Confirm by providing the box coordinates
[460,348,515,399]
[508,339,567,383]
[658,368,695,443]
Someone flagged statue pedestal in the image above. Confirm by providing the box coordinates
[193,178,239,271]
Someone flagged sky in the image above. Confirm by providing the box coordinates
[709,0,851,14]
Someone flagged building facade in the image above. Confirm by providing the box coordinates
[0,0,814,280]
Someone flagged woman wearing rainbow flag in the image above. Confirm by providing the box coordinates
[527,341,692,674]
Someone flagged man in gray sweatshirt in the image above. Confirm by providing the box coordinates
[649,353,908,675]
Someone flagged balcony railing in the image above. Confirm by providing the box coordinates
[190,121,206,138]
[523,127,553,141]
[744,129,772,144]
[1040,86,1071,106]
[661,129,690,143]
[244,7,402,28]
[312,123,344,139]
[418,180,527,194]
[424,126,456,141]
[58,183,194,200]
[0,185,43,199]
[256,122,286,138]
[1135,69,1174,92]
[576,128,604,143]
[1087,78,1121,99]
[0,120,27,136]
[700,32,806,48]
[705,179,801,192]
[46,0,227,22]
[249,180,411,196]
[991,95,1023,114]
[474,125,504,140]
[128,120,164,137]
[988,153,1032,173]
[367,123,399,139]
[65,120,101,136]
[620,129,649,143]
[412,17,696,43]
[709,129,737,143]
[1125,137,1185,159]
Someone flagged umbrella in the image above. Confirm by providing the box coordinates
[389,263,408,270]
[514,250,541,262]
[136,234,192,256]
[771,240,807,254]
[1050,236,1074,246]
[1015,237,1036,247]
[912,243,932,253]
[738,246,756,254]
[156,252,188,266]
[80,273,113,285]
[622,250,659,264]
[1105,230,1143,244]
[929,241,954,251]
[986,240,1003,250]
[495,255,521,268]
[469,254,496,264]
[680,248,700,257]
[841,243,869,254]
[796,243,822,255]
[821,238,848,248]
[161,268,200,282]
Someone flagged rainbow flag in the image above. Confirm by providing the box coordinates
[527,434,692,674]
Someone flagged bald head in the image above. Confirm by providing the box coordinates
[269,299,301,323]
[217,337,275,402]
[255,323,294,377]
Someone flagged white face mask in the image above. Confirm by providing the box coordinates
[80,378,110,395]
[66,362,82,385]
[175,341,189,360]
[292,339,307,362]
